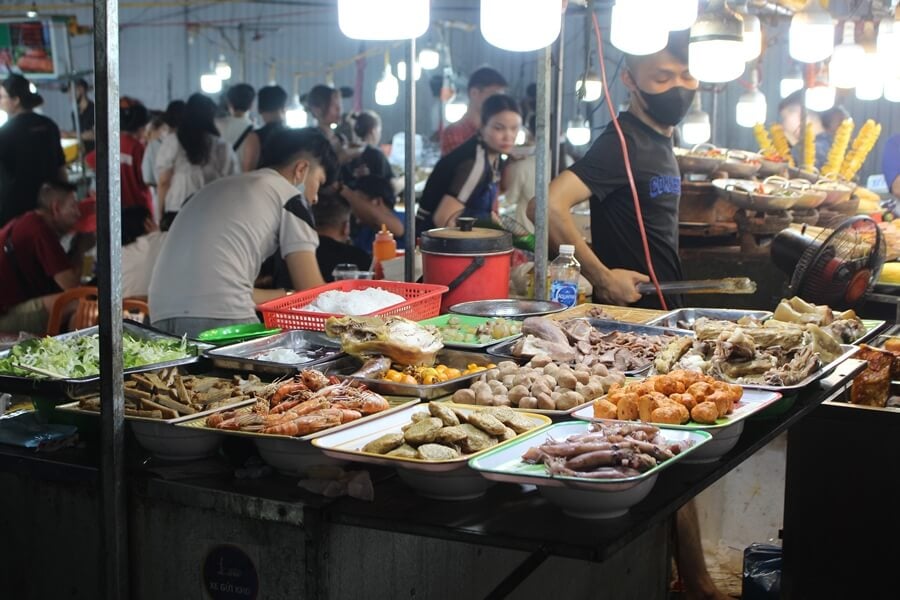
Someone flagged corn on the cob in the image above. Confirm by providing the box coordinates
[822,118,854,177]
[770,124,795,167]
[840,119,881,181]
[802,122,816,172]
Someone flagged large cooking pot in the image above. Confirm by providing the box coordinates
[421,218,514,312]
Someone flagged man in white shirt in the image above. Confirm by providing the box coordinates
[148,128,337,338]
[216,83,256,167]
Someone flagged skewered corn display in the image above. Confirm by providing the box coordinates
[822,118,854,177]
[753,123,775,155]
[769,124,795,167]
[840,119,882,181]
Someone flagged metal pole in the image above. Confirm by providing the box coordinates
[64,26,85,179]
[404,38,417,282]
[93,0,126,597]
[550,17,565,177]
[709,87,718,147]
[533,46,552,300]
[238,24,247,81]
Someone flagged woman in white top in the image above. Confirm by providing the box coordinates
[156,93,238,225]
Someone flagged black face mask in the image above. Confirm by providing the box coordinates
[635,85,696,127]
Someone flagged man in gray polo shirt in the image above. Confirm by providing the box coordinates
[148,127,337,338]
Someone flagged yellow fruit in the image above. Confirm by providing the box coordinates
[879,262,900,284]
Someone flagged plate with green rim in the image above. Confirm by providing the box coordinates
[196,323,282,345]
[418,314,522,349]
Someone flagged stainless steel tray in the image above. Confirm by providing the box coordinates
[204,330,342,375]
[730,344,859,392]
[0,320,209,397]
[647,308,773,329]
[486,318,693,376]
[322,349,500,400]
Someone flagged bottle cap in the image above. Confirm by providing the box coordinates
[559,244,575,255]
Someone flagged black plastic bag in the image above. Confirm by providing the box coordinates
[743,543,782,600]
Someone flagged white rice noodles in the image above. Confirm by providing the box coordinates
[301,288,406,315]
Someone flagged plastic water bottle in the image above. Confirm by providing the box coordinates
[549,244,580,308]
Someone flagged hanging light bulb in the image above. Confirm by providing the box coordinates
[805,83,836,111]
[515,129,527,145]
[200,73,222,94]
[26,3,38,18]
[214,55,232,81]
[742,13,762,61]
[375,64,400,106]
[780,67,804,98]
[611,0,668,56]
[575,74,603,103]
[855,50,883,101]
[736,90,766,128]
[481,0,563,51]
[681,94,711,145]
[0,110,7,127]
[830,22,863,89]
[338,0,429,40]
[418,48,440,70]
[397,60,422,82]
[445,96,468,123]
[565,119,591,146]
[877,16,899,77]
[688,0,746,83]
[661,0,699,32]
[789,0,834,63]
[884,77,900,102]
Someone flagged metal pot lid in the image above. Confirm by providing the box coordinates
[421,217,513,254]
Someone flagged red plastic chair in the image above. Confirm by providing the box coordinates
[45,287,150,335]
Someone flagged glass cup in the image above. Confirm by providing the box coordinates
[332,263,360,280]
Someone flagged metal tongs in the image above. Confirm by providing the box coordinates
[636,277,757,295]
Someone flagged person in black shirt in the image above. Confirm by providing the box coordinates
[416,94,521,235]
[0,75,67,227]
[313,191,372,281]
[533,31,698,310]
[241,85,287,172]
[341,110,402,194]
[62,78,95,153]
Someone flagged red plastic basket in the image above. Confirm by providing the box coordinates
[257,280,448,331]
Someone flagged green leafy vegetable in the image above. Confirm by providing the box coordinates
[0,333,194,379]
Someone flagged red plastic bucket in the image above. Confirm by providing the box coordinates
[420,219,513,312]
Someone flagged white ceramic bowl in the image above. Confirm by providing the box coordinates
[130,420,223,461]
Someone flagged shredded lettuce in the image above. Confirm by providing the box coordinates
[0,333,193,379]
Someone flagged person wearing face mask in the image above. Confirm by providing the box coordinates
[530,30,697,309]
[148,128,337,338]
[416,94,522,235]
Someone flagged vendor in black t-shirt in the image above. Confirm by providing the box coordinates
[531,31,698,309]
[416,94,521,235]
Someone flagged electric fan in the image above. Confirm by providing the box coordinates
[770,216,886,309]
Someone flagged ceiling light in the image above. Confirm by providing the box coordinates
[688,1,746,82]
[286,96,309,128]
[780,67,804,98]
[0,110,7,127]
[789,0,834,63]
[338,0,429,40]
[661,0,699,32]
[418,48,440,70]
[375,65,399,106]
[214,55,232,81]
[805,83,835,111]
[877,16,899,77]
[681,102,711,145]
[26,4,38,19]
[611,0,668,56]
[445,96,467,123]
[397,60,422,82]
[481,0,563,51]
[855,50,883,101]
[830,22,863,89]
[515,129,526,145]
[565,119,591,146]
[742,13,762,61]
[575,74,602,103]
[200,73,222,94]
[884,77,900,102]
[736,89,766,128]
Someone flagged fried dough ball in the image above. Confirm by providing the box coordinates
[687,381,715,402]
[691,401,720,425]
[707,391,734,418]
[593,398,618,420]
[670,370,707,388]
[607,389,638,408]
[638,391,669,422]
[650,399,690,425]
[653,376,686,396]
[669,392,697,412]
[617,394,640,421]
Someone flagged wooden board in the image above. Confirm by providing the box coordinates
[547,303,664,324]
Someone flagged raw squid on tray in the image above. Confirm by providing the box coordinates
[522,421,695,479]
[206,369,390,436]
